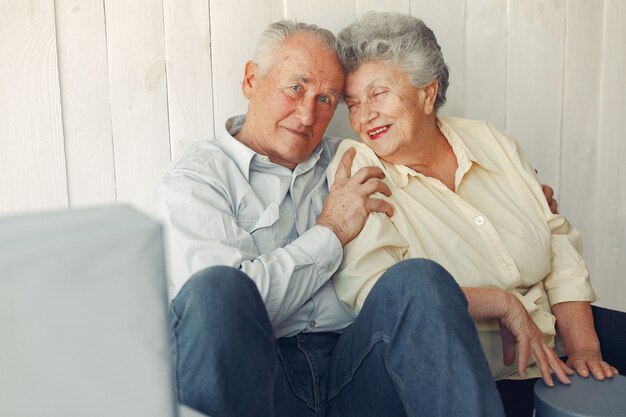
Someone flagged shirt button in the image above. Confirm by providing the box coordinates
[326,263,334,272]
[474,215,485,226]
[309,320,317,328]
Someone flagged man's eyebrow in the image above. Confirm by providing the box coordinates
[290,75,310,84]
[328,88,341,101]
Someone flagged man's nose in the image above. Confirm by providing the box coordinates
[297,97,316,126]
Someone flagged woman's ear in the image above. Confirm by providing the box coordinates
[241,60,258,99]
[420,79,439,116]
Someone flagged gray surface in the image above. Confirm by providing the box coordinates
[0,206,177,417]
[534,374,626,417]
[178,405,211,417]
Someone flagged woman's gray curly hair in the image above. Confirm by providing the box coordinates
[336,12,449,110]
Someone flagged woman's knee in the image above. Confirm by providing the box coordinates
[371,258,465,306]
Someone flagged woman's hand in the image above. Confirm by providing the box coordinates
[498,293,573,386]
[463,287,573,386]
[552,301,619,380]
[566,348,619,380]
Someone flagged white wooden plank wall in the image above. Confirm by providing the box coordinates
[55,0,116,206]
[0,0,624,310]
[0,0,68,213]
[163,0,215,159]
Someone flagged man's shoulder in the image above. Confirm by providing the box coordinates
[170,140,236,176]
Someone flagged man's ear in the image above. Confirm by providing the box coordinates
[242,60,258,99]
[420,79,439,116]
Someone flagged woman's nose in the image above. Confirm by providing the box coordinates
[359,101,378,124]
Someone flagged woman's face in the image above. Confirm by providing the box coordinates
[344,60,434,165]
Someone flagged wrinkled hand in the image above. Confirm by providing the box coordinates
[318,147,394,245]
[541,184,558,214]
[499,293,573,386]
[566,349,619,380]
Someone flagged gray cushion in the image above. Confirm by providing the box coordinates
[0,206,177,417]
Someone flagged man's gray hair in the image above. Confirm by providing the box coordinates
[253,20,338,76]
[336,12,449,110]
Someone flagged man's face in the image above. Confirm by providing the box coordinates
[239,33,345,170]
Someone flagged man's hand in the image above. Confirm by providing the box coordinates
[542,184,558,214]
[318,148,394,246]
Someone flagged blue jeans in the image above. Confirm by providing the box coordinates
[170,259,505,417]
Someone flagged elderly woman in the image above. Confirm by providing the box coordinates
[328,12,623,417]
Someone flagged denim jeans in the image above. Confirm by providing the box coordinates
[170,259,505,417]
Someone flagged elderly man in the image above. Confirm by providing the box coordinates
[159,20,506,417]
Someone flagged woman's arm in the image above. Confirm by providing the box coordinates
[463,287,573,386]
[552,301,619,379]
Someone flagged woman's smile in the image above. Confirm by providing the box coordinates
[367,124,392,140]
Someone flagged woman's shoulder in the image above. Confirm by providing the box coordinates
[440,117,516,146]
[332,139,384,168]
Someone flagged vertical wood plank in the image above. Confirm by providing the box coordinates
[55,0,116,207]
[559,0,603,286]
[0,0,68,214]
[285,0,356,34]
[103,0,171,214]
[410,0,466,117]
[464,0,507,128]
[593,0,626,311]
[163,0,214,159]
[356,0,410,15]
[506,0,566,189]
[209,0,284,129]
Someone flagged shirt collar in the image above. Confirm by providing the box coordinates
[218,114,326,180]
[384,118,501,188]
[438,118,501,174]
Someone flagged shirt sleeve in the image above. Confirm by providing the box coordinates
[159,166,343,327]
[491,123,597,306]
[326,141,408,315]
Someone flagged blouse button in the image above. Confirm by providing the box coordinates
[474,215,485,226]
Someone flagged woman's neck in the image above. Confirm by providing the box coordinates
[406,123,458,191]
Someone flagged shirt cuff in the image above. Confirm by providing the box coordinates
[291,225,343,282]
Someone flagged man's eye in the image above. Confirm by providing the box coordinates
[291,85,302,92]
[373,90,387,97]
[319,96,331,104]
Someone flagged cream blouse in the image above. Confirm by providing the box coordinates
[327,117,597,379]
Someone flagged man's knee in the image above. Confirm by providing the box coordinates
[370,258,466,308]
[172,266,260,316]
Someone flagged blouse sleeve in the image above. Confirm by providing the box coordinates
[490,123,597,306]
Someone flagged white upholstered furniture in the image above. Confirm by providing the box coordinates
[0,206,207,417]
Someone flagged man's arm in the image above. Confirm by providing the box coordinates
[160,148,392,327]
[541,184,558,214]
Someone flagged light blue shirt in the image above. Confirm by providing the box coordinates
[158,115,354,337]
